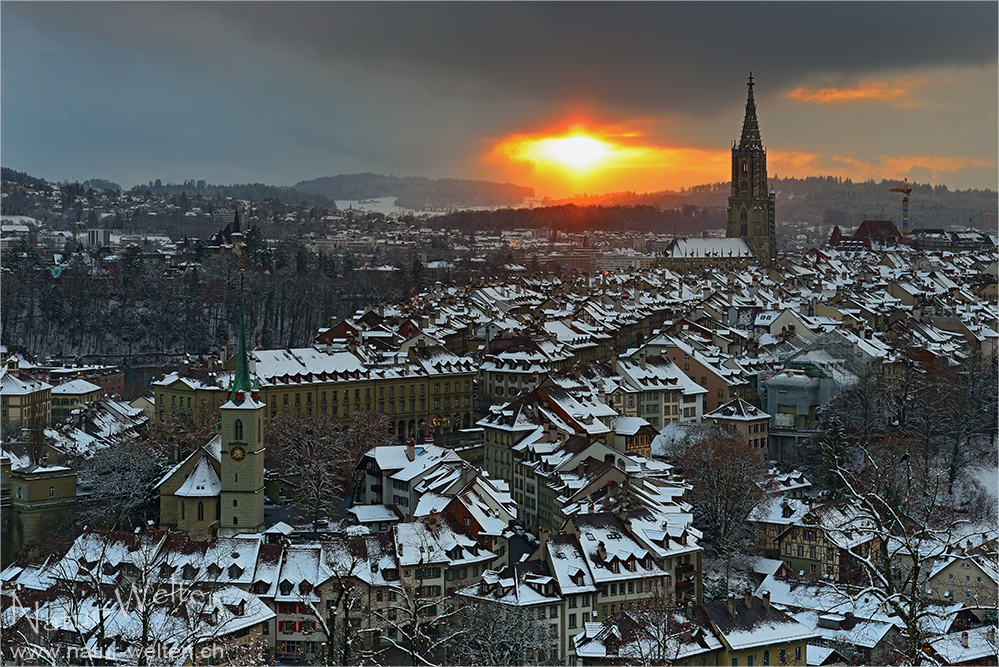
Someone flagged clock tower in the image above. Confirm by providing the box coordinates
[726,73,777,264]
[219,271,266,536]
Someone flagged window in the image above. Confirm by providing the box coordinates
[569,613,577,628]
[233,516,238,525]
[49,486,55,498]
[197,501,205,522]
[795,646,801,661]
[732,659,738,666]
[747,655,755,667]
[233,419,243,441]
[763,650,770,666]
[779,649,786,664]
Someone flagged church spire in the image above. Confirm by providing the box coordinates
[739,72,762,150]
[229,269,255,402]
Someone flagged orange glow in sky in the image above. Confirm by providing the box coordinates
[488,124,731,198]
[785,76,927,106]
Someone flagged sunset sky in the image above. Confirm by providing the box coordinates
[2,2,996,199]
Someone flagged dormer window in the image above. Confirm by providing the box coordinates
[300,581,313,595]
[228,564,244,579]
[279,581,293,595]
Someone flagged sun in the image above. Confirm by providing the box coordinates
[531,135,613,172]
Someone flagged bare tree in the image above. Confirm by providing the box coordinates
[74,434,169,530]
[442,601,559,665]
[827,434,996,665]
[266,408,348,534]
[675,429,769,599]
[371,567,465,666]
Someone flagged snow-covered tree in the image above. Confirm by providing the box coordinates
[442,601,559,665]
[74,434,169,530]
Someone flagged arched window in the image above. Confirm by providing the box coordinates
[763,650,770,665]
[233,516,238,526]
[742,162,748,174]
[233,498,238,507]
[741,180,748,195]
[197,501,205,522]
[233,419,243,441]
[234,473,238,484]
[741,209,748,222]
[216,501,221,520]
[181,502,186,520]
[49,486,55,498]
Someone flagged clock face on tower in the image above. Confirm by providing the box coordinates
[230,445,246,462]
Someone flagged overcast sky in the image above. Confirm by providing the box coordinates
[3,2,996,197]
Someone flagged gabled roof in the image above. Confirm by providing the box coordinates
[174,454,221,497]
[705,397,771,421]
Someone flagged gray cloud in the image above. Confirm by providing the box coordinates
[2,2,996,190]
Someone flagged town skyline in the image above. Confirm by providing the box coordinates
[2,2,997,198]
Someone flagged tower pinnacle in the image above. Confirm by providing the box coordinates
[229,269,255,402]
[739,72,762,150]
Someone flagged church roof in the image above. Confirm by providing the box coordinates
[174,454,221,497]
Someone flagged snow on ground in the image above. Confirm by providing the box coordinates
[972,463,998,505]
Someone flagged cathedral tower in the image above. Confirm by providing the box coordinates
[726,73,777,264]
[219,271,266,536]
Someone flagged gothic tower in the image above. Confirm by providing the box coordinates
[219,271,266,536]
[726,73,777,264]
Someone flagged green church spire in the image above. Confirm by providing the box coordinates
[229,269,255,402]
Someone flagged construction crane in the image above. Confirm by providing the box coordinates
[889,178,912,245]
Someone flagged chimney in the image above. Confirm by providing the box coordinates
[727,594,736,616]
[960,631,969,649]
[427,510,439,533]
[639,353,647,370]
[326,341,333,355]
[744,590,752,609]
[406,438,415,462]
[219,341,228,366]
[762,590,771,611]
[988,627,996,644]
[844,611,856,631]
[597,541,607,561]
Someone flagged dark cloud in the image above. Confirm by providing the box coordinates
[10,2,997,115]
[2,2,996,190]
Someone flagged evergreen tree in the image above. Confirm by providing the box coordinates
[820,416,847,498]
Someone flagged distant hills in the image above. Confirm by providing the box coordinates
[294,173,534,210]
[3,165,995,230]
[547,177,998,230]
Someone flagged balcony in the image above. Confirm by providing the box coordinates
[675,580,694,594]
[675,563,694,576]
